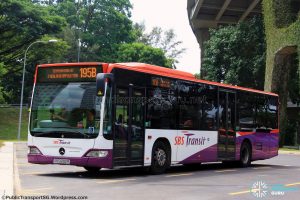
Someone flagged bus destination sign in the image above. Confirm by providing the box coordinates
[151,77,171,88]
[37,66,102,82]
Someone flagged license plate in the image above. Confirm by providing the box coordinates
[53,158,70,165]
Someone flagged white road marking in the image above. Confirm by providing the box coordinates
[215,169,237,173]
[252,166,271,170]
[96,178,136,184]
[165,173,193,177]
[21,171,43,175]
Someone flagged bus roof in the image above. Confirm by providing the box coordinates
[109,62,278,97]
[38,62,106,67]
[36,62,278,97]
[37,62,108,71]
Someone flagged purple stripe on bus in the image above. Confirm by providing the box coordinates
[180,131,279,164]
[28,149,113,169]
[179,144,218,164]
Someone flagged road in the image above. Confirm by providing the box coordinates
[15,143,300,200]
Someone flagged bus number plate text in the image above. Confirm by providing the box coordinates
[53,159,70,165]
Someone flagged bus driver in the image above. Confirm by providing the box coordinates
[50,106,68,122]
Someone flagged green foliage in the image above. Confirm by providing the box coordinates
[273,0,296,28]
[0,63,12,104]
[116,42,172,68]
[134,23,186,68]
[202,17,266,90]
[263,0,300,146]
[0,0,180,104]
[53,0,135,62]
[0,0,67,103]
[194,73,200,79]
[263,0,300,98]
[25,36,69,72]
[0,0,65,62]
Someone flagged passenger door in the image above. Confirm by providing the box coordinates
[218,90,236,160]
[113,87,129,166]
[113,86,145,166]
[128,86,145,165]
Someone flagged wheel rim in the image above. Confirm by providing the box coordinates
[155,148,166,166]
[242,147,249,164]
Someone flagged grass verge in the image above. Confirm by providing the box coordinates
[0,107,28,141]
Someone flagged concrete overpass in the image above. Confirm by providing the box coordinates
[187,0,300,141]
[187,0,262,61]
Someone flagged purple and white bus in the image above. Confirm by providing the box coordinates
[28,62,279,174]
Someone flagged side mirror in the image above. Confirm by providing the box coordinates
[96,73,114,96]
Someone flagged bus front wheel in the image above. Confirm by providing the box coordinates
[84,167,101,173]
[150,141,170,174]
[239,142,252,167]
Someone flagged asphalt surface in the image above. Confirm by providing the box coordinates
[15,143,300,200]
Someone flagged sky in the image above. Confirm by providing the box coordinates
[130,0,201,74]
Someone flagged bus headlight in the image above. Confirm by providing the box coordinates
[85,150,108,158]
[28,146,42,155]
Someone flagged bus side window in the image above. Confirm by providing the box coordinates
[178,83,198,130]
[199,84,218,130]
[238,92,255,131]
[146,87,176,129]
[266,96,278,129]
[255,94,267,129]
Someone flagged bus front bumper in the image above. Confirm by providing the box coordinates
[28,150,113,169]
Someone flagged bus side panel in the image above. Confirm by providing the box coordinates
[235,131,278,161]
[269,130,279,158]
[144,129,177,166]
[176,130,218,164]
[144,129,218,166]
[94,135,113,150]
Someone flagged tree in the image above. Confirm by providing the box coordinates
[53,0,135,62]
[201,17,266,90]
[0,0,65,65]
[0,63,8,104]
[134,23,186,69]
[0,0,67,103]
[116,42,172,68]
[0,0,180,103]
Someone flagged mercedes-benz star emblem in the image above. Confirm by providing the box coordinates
[59,147,65,155]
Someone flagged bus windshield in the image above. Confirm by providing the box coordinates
[30,82,103,138]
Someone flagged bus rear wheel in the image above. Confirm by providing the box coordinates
[239,142,252,167]
[84,167,101,173]
[150,141,170,174]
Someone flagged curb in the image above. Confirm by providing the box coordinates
[278,150,300,155]
[13,143,22,195]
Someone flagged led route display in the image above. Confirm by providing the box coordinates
[37,65,102,82]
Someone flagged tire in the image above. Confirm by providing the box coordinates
[84,167,101,173]
[150,141,170,174]
[239,142,252,167]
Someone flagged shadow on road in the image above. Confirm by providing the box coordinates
[35,162,296,180]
